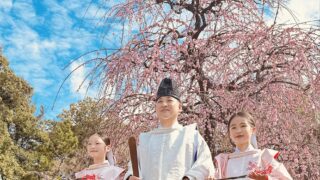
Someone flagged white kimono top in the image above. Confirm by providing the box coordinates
[214,145,293,180]
[75,161,124,180]
[124,123,215,180]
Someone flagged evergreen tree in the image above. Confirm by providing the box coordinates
[0,54,50,179]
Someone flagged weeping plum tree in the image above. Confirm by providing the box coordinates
[76,0,319,178]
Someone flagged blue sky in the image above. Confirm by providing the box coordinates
[0,0,124,120]
[0,0,318,120]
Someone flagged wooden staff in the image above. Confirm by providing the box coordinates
[128,136,139,177]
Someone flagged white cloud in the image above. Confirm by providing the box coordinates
[5,25,40,61]
[12,0,39,25]
[270,0,319,25]
[62,0,93,18]
[69,60,89,97]
[0,0,13,12]
[0,0,108,119]
[83,3,107,21]
[42,40,57,49]
[5,22,57,61]
[32,78,54,95]
[42,0,68,14]
[61,0,123,19]
[1,1,102,99]
[30,42,41,58]
[50,13,74,31]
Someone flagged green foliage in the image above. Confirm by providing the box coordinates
[49,120,78,158]
[50,97,128,178]
[59,98,109,146]
[0,54,51,179]
[0,54,126,178]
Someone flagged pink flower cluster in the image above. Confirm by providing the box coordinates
[248,161,273,175]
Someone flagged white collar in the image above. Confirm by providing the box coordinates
[150,122,182,134]
[87,160,110,170]
[235,144,255,153]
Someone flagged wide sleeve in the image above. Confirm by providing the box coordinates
[213,153,229,179]
[111,166,125,180]
[261,149,293,180]
[184,132,215,180]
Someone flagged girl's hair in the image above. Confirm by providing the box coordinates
[227,111,255,131]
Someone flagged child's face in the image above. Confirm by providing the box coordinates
[229,116,255,148]
[155,96,182,122]
[87,134,110,159]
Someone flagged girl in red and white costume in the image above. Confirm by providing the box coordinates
[211,111,292,180]
[75,133,124,180]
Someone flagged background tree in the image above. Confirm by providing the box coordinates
[0,54,129,179]
[52,97,129,179]
[0,54,52,179]
[36,119,78,179]
[74,0,319,178]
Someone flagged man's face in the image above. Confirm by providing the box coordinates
[155,96,182,122]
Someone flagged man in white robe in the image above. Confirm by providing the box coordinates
[125,78,214,180]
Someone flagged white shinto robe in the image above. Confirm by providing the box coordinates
[125,123,214,180]
[214,145,293,180]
